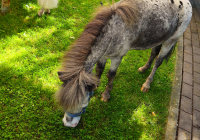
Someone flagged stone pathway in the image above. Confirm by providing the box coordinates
[177,0,200,139]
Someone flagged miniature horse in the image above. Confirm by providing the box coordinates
[55,0,192,127]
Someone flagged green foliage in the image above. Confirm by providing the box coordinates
[0,0,176,139]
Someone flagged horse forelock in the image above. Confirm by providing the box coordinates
[55,0,138,111]
[55,70,99,112]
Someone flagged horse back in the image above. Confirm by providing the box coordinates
[86,0,192,65]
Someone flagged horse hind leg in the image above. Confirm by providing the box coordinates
[138,44,162,73]
[101,57,122,102]
[141,40,176,92]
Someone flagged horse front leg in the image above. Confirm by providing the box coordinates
[96,57,107,79]
[141,41,176,92]
[101,57,122,102]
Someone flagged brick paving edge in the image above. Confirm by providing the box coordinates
[165,36,183,140]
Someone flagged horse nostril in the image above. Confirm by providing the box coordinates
[66,116,73,122]
[71,123,78,127]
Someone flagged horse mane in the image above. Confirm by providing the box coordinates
[55,0,138,112]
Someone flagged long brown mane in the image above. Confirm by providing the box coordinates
[55,0,138,112]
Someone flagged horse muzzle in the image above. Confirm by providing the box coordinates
[62,113,81,128]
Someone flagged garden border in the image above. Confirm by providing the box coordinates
[165,36,183,140]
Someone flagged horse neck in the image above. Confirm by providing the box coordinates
[84,48,103,73]
[84,38,108,73]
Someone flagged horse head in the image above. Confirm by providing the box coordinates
[56,71,98,127]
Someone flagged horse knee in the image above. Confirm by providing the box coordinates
[96,63,105,78]
[96,60,107,78]
[107,70,116,79]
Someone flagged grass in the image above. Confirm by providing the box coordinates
[0,0,176,139]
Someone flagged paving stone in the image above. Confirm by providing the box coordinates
[193,46,200,55]
[184,39,192,47]
[191,26,198,33]
[184,52,192,64]
[194,72,200,84]
[196,4,200,10]
[194,95,200,111]
[195,1,200,7]
[191,17,196,23]
[184,45,193,55]
[185,27,191,33]
[191,21,197,28]
[192,33,199,40]
[194,14,200,21]
[183,72,193,86]
[180,95,192,114]
[194,83,200,97]
[198,23,200,29]
[179,110,192,132]
[194,62,200,73]
[183,61,192,74]
[182,83,193,99]
[193,9,198,14]
[177,4,200,140]
[193,127,200,140]
[198,27,200,34]
[193,110,200,128]
[184,32,192,40]
[195,15,200,22]
[192,39,200,47]
[196,19,200,24]
[177,128,191,140]
[195,15,200,21]
[194,53,200,63]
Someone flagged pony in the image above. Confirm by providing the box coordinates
[55,0,192,127]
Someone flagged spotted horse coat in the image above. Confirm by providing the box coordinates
[85,0,192,98]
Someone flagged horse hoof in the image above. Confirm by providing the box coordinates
[100,96,108,102]
[141,85,149,92]
[138,67,145,73]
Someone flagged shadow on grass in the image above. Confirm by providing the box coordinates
[0,39,174,139]
[0,0,39,38]
[0,0,98,40]
[0,0,73,39]
[0,55,144,139]
[0,30,144,139]
[89,49,175,139]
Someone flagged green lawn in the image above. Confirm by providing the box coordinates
[0,0,176,139]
